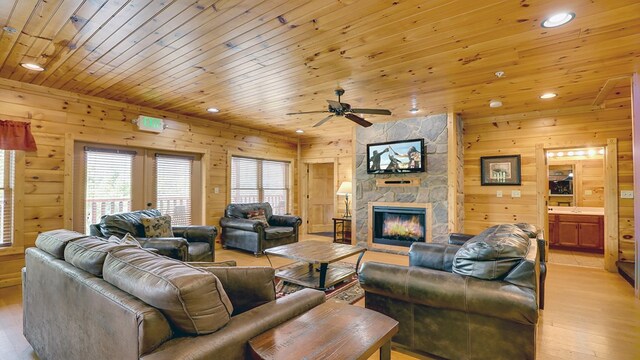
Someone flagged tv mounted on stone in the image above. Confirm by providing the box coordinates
[366,138,425,174]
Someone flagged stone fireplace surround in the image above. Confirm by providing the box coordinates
[354,114,463,253]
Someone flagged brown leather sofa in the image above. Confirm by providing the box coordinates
[220,203,301,256]
[359,224,541,360]
[89,208,216,261]
[23,229,325,360]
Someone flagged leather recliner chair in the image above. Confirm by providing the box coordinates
[219,202,301,256]
[89,208,216,261]
[359,224,541,360]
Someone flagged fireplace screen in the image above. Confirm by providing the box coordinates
[373,206,426,247]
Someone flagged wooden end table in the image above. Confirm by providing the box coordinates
[264,240,366,290]
[249,301,399,360]
[333,217,352,244]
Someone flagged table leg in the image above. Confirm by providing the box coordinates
[318,263,328,289]
[355,250,366,275]
[379,340,391,360]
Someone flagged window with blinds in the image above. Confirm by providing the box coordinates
[0,150,15,246]
[230,156,290,215]
[156,154,193,226]
[84,148,135,233]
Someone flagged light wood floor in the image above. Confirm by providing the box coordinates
[1,235,639,360]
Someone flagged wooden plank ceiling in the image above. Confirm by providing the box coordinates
[0,0,638,139]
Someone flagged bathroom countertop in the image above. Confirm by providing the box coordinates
[548,206,604,215]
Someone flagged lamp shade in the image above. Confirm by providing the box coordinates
[336,181,352,195]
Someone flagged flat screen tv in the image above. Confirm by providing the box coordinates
[366,138,425,174]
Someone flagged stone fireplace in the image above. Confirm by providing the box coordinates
[368,202,432,250]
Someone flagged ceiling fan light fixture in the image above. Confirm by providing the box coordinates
[540,92,557,99]
[409,107,419,114]
[206,107,220,113]
[541,12,575,28]
[295,129,304,134]
[20,63,45,71]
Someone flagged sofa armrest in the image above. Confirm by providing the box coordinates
[188,260,237,267]
[172,225,217,245]
[359,262,537,325]
[194,266,276,315]
[448,232,476,245]
[219,217,264,232]
[137,237,189,261]
[269,214,301,228]
[409,243,460,271]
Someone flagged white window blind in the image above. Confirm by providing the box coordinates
[230,156,289,215]
[156,154,192,226]
[0,150,15,246]
[84,148,135,233]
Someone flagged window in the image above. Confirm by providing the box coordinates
[1,150,15,246]
[230,156,290,215]
[155,154,193,226]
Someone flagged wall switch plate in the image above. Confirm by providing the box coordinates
[214,187,220,194]
[585,190,593,195]
[511,190,521,198]
[620,190,634,199]
[496,191,503,198]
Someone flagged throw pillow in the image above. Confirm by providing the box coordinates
[246,209,270,227]
[141,215,174,237]
[108,233,142,247]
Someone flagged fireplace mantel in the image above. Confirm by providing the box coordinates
[367,201,433,251]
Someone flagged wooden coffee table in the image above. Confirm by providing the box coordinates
[248,301,399,360]
[264,240,366,290]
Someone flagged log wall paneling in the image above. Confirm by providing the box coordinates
[0,78,297,287]
[464,105,634,265]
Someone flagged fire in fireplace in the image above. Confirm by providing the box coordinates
[372,206,426,247]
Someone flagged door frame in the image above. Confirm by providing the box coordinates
[301,158,337,235]
[536,139,619,272]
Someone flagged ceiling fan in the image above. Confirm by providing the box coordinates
[286,88,392,127]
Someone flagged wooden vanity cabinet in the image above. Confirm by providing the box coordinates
[548,213,604,252]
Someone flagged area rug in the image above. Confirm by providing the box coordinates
[275,262,364,304]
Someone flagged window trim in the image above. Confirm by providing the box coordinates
[227,151,294,214]
[0,150,24,256]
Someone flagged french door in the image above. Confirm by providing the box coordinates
[73,143,202,233]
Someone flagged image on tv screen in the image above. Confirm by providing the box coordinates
[368,139,423,173]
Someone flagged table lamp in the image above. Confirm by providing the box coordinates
[336,181,352,218]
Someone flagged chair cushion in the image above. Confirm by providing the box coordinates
[141,215,174,237]
[35,229,88,259]
[188,242,211,258]
[64,236,134,277]
[264,226,294,240]
[99,209,161,238]
[452,224,530,280]
[103,247,233,335]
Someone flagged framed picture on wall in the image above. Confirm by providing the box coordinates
[480,155,521,185]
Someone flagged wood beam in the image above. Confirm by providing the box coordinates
[593,76,630,106]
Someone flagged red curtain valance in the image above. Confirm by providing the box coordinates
[0,120,37,151]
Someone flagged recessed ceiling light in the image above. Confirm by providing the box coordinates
[2,26,17,33]
[295,129,304,134]
[409,108,419,114]
[489,100,503,108]
[540,92,557,99]
[20,63,45,71]
[206,107,220,113]
[541,12,575,28]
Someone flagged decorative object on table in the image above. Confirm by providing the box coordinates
[480,154,521,185]
[366,138,425,174]
[275,263,364,304]
[0,119,37,151]
[336,181,352,218]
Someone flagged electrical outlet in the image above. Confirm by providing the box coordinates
[214,187,220,194]
[585,190,593,196]
[620,190,634,199]
[511,190,521,198]
[496,191,503,198]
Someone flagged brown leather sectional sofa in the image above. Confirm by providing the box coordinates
[23,229,325,360]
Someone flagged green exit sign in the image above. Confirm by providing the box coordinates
[136,115,165,133]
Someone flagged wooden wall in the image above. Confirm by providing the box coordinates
[463,105,635,263]
[0,79,297,287]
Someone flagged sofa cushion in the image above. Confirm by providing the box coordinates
[103,247,233,335]
[64,236,134,277]
[452,224,530,280]
[108,232,143,247]
[514,223,539,238]
[142,215,174,237]
[264,226,294,240]
[35,229,88,259]
[99,209,161,238]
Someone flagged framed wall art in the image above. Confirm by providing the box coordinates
[480,155,521,185]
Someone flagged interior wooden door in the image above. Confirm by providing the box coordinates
[307,163,334,233]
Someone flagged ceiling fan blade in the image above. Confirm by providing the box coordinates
[313,115,334,127]
[286,110,331,115]
[326,99,344,110]
[350,108,392,116]
[345,113,373,127]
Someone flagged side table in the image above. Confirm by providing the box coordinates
[333,217,352,244]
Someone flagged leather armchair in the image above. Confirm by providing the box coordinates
[89,209,216,262]
[359,224,541,360]
[220,202,301,256]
